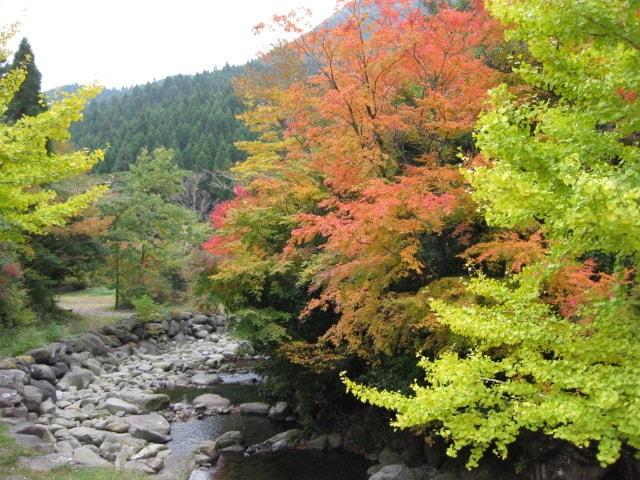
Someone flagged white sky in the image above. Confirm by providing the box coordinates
[2,0,337,90]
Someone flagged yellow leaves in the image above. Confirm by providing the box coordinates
[0,33,106,241]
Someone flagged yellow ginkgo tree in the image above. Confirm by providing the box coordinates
[0,30,106,242]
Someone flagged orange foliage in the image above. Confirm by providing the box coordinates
[545,260,616,320]
[462,231,547,273]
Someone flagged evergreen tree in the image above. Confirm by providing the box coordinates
[5,38,45,122]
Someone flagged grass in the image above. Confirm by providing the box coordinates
[0,419,151,480]
[0,287,132,357]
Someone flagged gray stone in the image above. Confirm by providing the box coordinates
[20,453,75,471]
[327,432,343,449]
[14,433,55,453]
[214,430,243,449]
[0,369,28,390]
[30,378,57,401]
[40,398,56,414]
[268,401,290,420]
[370,464,417,480]
[205,354,224,369]
[191,373,221,386]
[1,404,28,419]
[155,361,173,371]
[379,446,404,465]
[189,469,213,480]
[0,388,21,407]
[194,330,209,339]
[66,333,107,356]
[22,385,43,412]
[82,358,105,376]
[308,434,328,450]
[12,423,55,443]
[27,344,67,365]
[58,366,96,390]
[131,443,167,460]
[94,416,130,433]
[117,390,169,413]
[141,456,164,473]
[168,320,181,337]
[69,426,106,446]
[104,397,141,415]
[192,314,209,324]
[29,364,57,382]
[99,434,147,461]
[239,402,270,416]
[138,340,160,355]
[73,445,111,467]
[127,413,171,443]
[265,429,303,447]
[192,393,230,411]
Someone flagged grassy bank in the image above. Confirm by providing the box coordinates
[0,287,130,357]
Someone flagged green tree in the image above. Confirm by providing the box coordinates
[345,0,640,468]
[0,34,106,243]
[5,38,45,122]
[103,147,198,308]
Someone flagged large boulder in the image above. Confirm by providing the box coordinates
[192,393,230,411]
[30,378,57,402]
[137,340,160,355]
[239,402,270,416]
[12,423,55,443]
[127,413,171,443]
[58,366,96,390]
[116,390,169,413]
[26,343,68,365]
[191,373,221,386]
[14,433,56,453]
[29,364,57,382]
[99,434,147,461]
[66,333,107,356]
[69,426,106,447]
[21,385,43,412]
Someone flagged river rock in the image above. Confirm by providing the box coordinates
[127,413,171,443]
[308,434,328,450]
[116,390,169,412]
[69,426,106,446]
[0,369,28,391]
[131,443,167,460]
[369,464,421,480]
[82,358,105,376]
[0,388,21,407]
[192,393,230,411]
[58,366,96,390]
[14,433,55,453]
[30,379,57,401]
[195,441,220,465]
[73,445,111,467]
[21,385,43,412]
[239,402,270,416]
[99,434,147,461]
[189,469,213,480]
[66,333,107,356]
[26,344,67,365]
[20,453,76,471]
[215,430,243,449]
[327,432,343,449]
[192,314,209,325]
[29,364,57,382]
[138,340,160,355]
[268,401,290,420]
[94,416,130,433]
[205,354,224,368]
[104,397,141,415]
[191,373,221,386]
[40,398,56,414]
[12,424,55,443]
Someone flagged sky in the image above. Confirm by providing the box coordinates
[2,0,337,90]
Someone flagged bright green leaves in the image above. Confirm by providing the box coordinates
[0,34,106,242]
[345,0,640,469]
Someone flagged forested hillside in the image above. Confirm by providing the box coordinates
[69,66,251,174]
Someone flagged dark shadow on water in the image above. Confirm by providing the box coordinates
[213,450,372,480]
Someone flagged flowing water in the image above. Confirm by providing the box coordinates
[157,371,371,480]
